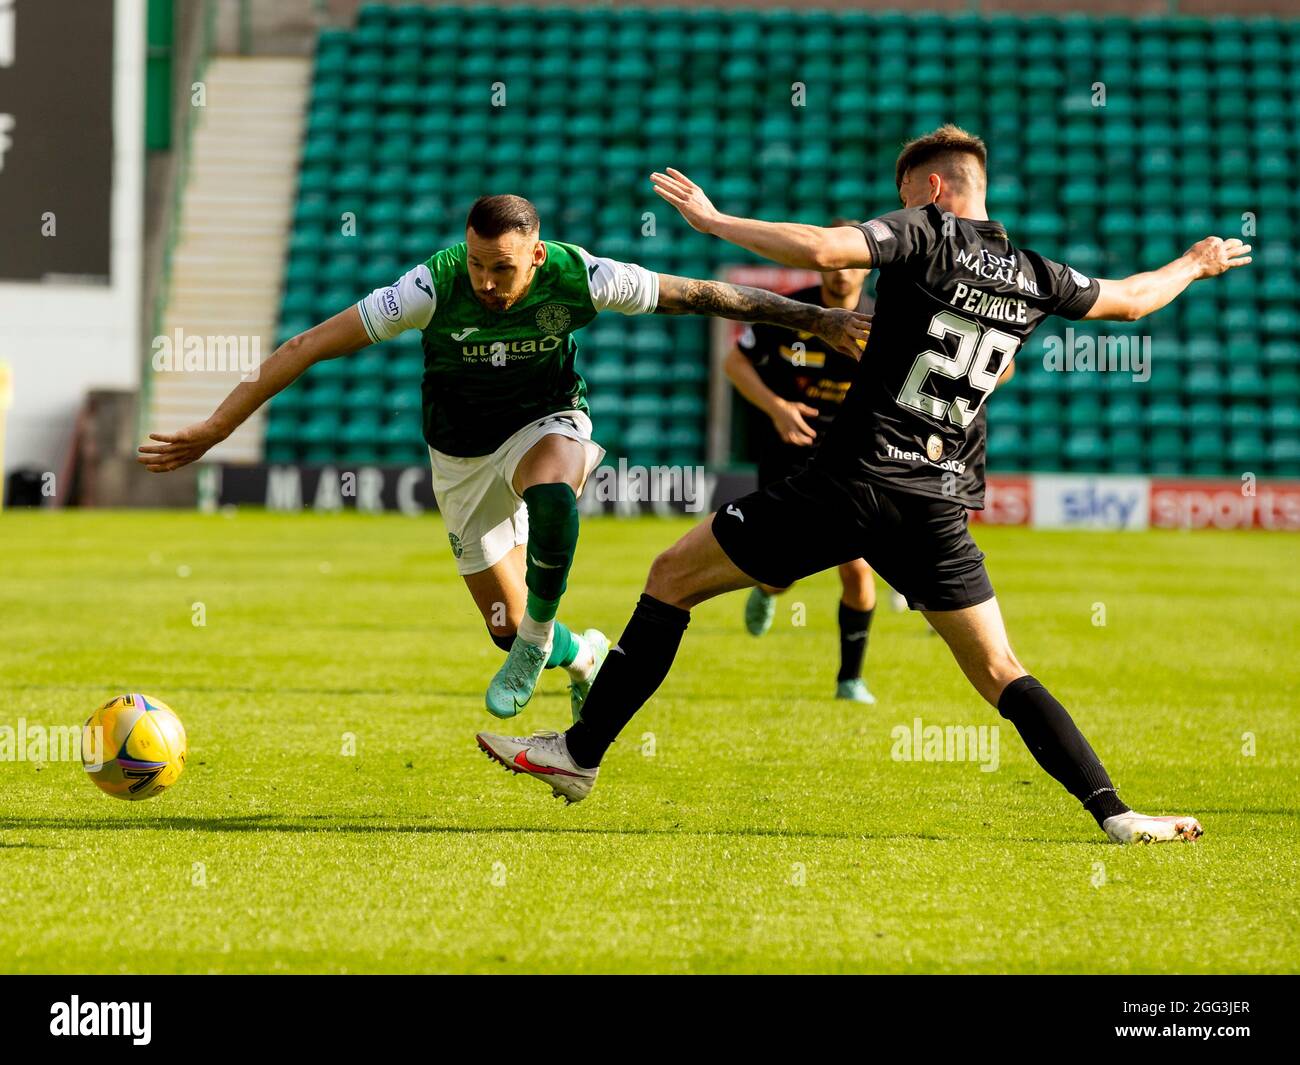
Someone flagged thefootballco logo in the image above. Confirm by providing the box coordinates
[49,996,151,1045]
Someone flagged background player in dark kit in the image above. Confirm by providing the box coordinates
[723,229,879,703]
[478,126,1251,845]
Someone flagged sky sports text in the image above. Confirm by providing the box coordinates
[49,997,151,1045]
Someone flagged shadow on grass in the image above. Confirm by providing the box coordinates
[6,683,482,699]
[0,813,1109,846]
[5,684,572,701]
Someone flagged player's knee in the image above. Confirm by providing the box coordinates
[644,548,676,596]
[645,546,690,606]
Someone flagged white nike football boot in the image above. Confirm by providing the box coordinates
[1102,811,1204,845]
[476,729,598,804]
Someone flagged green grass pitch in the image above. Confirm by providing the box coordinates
[1,508,1297,973]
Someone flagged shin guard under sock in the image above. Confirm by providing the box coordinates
[564,593,690,768]
[997,675,1130,826]
[522,483,579,623]
[836,603,873,683]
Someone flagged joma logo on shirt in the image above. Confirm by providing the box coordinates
[462,336,562,360]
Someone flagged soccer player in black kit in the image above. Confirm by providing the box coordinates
[724,236,880,704]
[478,126,1252,845]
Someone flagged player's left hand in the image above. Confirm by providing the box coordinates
[1185,236,1252,278]
[650,168,723,234]
[816,308,872,359]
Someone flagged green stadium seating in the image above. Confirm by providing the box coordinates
[266,6,1300,476]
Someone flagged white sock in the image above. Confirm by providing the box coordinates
[516,614,555,654]
[564,634,595,681]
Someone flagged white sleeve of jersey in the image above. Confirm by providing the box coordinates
[356,264,437,344]
[577,247,660,316]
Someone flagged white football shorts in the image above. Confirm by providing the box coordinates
[428,410,605,575]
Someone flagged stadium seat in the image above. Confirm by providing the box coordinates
[265,8,1300,476]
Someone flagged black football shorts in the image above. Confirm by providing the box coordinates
[712,466,995,612]
[756,447,813,490]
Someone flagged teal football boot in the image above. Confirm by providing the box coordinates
[744,587,776,636]
[485,636,548,718]
[835,678,877,705]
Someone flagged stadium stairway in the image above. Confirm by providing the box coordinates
[148,56,312,464]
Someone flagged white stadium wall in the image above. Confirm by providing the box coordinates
[0,0,144,478]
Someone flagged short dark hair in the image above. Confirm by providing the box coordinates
[894,125,987,192]
[466,194,540,238]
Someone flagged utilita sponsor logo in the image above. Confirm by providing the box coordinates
[49,997,151,1045]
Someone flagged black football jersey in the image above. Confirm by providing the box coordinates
[814,204,1100,507]
[736,284,877,445]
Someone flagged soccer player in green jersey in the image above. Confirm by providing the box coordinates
[140,194,870,721]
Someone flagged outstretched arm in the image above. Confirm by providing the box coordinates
[1085,236,1252,322]
[654,273,869,357]
[651,168,871,270]
[138,306,371,472]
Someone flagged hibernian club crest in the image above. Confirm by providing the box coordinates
[448,532,464,559]
[535,303,570,334]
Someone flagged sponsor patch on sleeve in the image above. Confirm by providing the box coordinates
[864,218,894,243]
[1068,267,1093,288]
[379,286,402,321]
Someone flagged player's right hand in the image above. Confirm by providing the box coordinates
[1186,236,1252,278]
[770,399,819,446]
[137,420,227,472]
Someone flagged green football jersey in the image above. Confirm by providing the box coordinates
[356,240,658,457]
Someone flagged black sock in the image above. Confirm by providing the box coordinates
[997,675,1130,827]
[836,602,873,683]
[564,593,690,769]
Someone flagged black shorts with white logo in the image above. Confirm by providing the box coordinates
[712,466,995,612]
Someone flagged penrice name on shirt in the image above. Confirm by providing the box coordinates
[948,281,1030,324]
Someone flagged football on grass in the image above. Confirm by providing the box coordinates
[82,693,188,800]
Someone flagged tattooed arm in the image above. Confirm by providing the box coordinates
[654,274,870,358]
